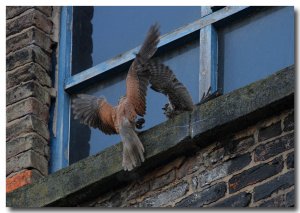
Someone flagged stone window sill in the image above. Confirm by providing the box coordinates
[7,65,294,207]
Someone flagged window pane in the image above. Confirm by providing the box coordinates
[69,39,199,164]
[218,7,294,93]
[71,6,201,75]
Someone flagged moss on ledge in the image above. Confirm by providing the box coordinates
[7,65,294,207]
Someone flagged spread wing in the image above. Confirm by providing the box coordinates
[148,61,194,111]
[72,94,117,135]
[126,23,160,116]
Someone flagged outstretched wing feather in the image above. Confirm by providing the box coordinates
[126,24,160,116]
[72,94,117,135]
[148,61,194,111]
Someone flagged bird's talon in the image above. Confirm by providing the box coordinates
[200,87,221,104]
[201,86,212,101]
[136,118,145,129]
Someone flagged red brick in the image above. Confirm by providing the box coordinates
[6,170,32,193]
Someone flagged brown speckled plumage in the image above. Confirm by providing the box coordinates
[72,24,160,171]
[72,23,194,171]
[147,61,194,118]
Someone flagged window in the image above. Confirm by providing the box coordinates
[50,6,294,173]
[217,6,294,93]
[72,6,202,73]
[69,38,200,164]
[69,6,202,165]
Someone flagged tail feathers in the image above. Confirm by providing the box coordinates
[119,118,145,171]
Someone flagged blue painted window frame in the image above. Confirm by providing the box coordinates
[50,6,250,173]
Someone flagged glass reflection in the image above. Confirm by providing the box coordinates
[218,7,294,94]
[71,6,201,75]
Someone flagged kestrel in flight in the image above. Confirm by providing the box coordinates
[72,24,160,171]
[72,24,194,171]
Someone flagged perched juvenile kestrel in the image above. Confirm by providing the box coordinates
[147,61,194,118]
[72,24,160,171]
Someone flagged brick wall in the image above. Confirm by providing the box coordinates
[6,6,57,193]
[83,108,294,207]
